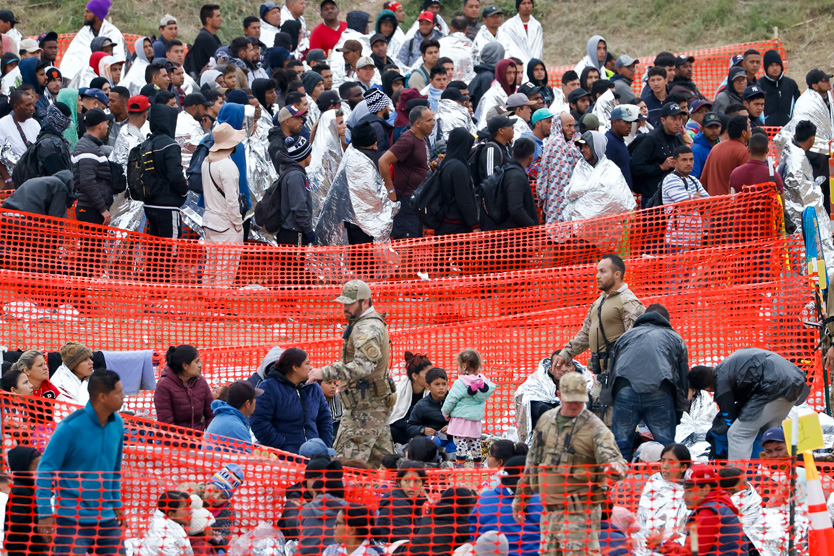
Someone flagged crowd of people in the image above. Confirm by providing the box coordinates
[0,0,830,278]
[0,0,831,554]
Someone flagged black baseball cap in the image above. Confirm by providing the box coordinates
[567,88,590,104]
[184,93,213,108]
[84,108,114,127]
[307,49,327,63]
[806,69,833,88]
[487,114,516,136]
[482,6,503,17]
[675,55,695,67]
[701,112,721,128]
[441,87,469,102]
[0,10,20,24]
[320,0,337,7]
[246,36,266,49]
[369,33,387,46]
[661,102,685,117]
[518,83,542,97]
[38,31,58,46]
[742,85,765,101]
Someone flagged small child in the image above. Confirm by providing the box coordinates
[319,379,344,439]
[442,350,496,466]
[139,491,191,556]
[202,463,245,549]
[406,368,456,458]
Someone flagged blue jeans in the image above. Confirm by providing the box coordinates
[611,383,676,461]
[54,518,124,555]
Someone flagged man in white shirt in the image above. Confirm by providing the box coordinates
[498,0,543,68]
[60,0,126,82]
[0,10,22,56]
[0,89,40,186]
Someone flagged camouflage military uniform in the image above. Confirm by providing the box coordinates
[320,282,396,468]
[513,374,628,556]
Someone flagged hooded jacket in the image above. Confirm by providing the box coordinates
[373,488,427,543]
[3,170,74,218]
[358,111,394,153]
[19,58,46,122]
[527,58,555,107]
[630,123,685,200]
[249,366,333,453]
[7,446,48,554]
[35,121,73,176]
[668,75,707,105]
[608,312,690,412]
[437,128,479,232]
[252,78,276,118]
[121,36,152,95]
[713,67,747,115]
[714,348,809,423]
[408,488,478,556]
[475,59,517,127]
[204,399,254,447]
[469,42,502,111]
[153,366,214,431]
[564,131,635,221]
[145,104,188,207]
[274,148,314,234]
[216,103,251,209]
[574,35,607,75]
[756,50,800,127]
[71,132,113,212]
[296,494,348,556]
[690,131,715,179]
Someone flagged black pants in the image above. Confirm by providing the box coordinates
[345,222,373,245]
[391,194,423,239]
[76,205,105,277]
[807,150,831,214]
[275,228,312,246]
[143,207,181,282]
[275,228,312,284]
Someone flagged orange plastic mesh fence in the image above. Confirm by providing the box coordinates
[547,39,786,99]
[0,187,781,289]
[0,393,817,555]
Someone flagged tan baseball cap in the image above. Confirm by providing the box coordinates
[334,280,372,304]
[559,373,589,403]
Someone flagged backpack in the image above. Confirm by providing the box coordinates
[126,138,161,203]
[468,140,504,191]
[186,136,214,193]
[405,65,428,89]
[254,171,298,233]
[479,164,511,224]
[410,169,447,229]
[11,143,40,188]
[627,132,649,157]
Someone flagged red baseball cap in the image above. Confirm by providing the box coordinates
[418,11,434,22]
[127,95,150,113]
[681,464,719,486]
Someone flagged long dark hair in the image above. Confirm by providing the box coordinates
[275,347,308,375]
[404,351,432,383]
[166,345,199,375]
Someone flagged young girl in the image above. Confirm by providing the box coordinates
[441,350,495,466]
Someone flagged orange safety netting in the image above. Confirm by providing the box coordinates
[0,393,819,555]
[547,39,786,100]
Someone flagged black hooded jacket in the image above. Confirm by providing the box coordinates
[252,78,276,117]
[346,11,370,33]
[144,104,188,207]
[437,128,479,233]
[6,445,48,554]
[469,63,495,112]
[527,58,555,107]
[756,51,800,127]
[608,311,690,412]
[34,124,72,176]
[275,148,313,234]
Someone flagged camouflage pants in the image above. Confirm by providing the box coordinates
[334,405,393,468]
[540,503,602,556]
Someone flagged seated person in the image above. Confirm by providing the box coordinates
[373,461,428,543]
[201,464,244,549]
[138,491,191,556]
[406,367,456,458]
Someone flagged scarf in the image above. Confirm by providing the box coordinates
[46,103,72,133]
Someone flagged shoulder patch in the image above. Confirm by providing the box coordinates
[359,341,382,361]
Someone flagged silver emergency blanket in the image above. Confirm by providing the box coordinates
[563,134,636,222]
[329,30,371,89]
[779,140,834,272]
[674,391,717,460]
[308,109,345,225]
[591,88,618,131]
[475,82,507,129]
[109,122,150,169]
[438,33,476,83]
[315,145,398,245]
[513,357,593,445]
[0,140,19,174]
[243,105,278,245]
[632,472,688,556]
[774,90,834,155]
[179,191,205,237]
[731,486,768,554]
[435,99,476,144]
[228,523,286,556]
[305,94,321,131]
[175,111,207,170]
[109,191,145,232]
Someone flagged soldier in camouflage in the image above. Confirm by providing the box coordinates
[512,373,628,556]
[308,280,396,468]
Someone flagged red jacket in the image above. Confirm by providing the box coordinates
[153,366,214,431]
[659,489,746,556]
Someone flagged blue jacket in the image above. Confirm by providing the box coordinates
[249,369,333,454]
[605,129,633,190]
[35,403,123,523]
[205,400,254,449]
[691,132,715,180]
[469,487,542,556]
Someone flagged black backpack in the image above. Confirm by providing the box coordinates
[186,136,214,193]
[479,164,512,224]
[11,144,40,188]
[468,140,504,191]
[126,138,160,202]
[254,171,298,233]
[410,169,448,229]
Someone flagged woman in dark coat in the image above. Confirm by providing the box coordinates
[6,445,48,555]
[249,347,333,454]
[407,487,477,556]
[153,345,214,431]
[435,128,480,236]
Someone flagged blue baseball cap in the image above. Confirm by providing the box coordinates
[299,438,337,458]
[81,87,109,107]
[761,427,785,445]
[531,108,554,125]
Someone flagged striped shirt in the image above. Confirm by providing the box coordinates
[662,171,709,250]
